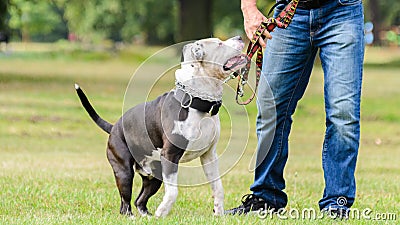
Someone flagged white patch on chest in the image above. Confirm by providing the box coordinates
[171,108,219,162]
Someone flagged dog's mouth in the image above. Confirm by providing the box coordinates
[223,54,248,72]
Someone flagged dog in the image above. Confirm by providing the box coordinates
[75,36,247,217]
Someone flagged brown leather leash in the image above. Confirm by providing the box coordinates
[235,0,299,105]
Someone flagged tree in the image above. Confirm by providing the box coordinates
[364,0,400,45]
[0,0,9,31]
[61,0,176,44]
[133,0,177,44]
[8,0,67,42]
[4,0,400,45]
[177,0,212,42]
[366,0,383,45]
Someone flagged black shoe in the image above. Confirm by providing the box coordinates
[224,194,273,215]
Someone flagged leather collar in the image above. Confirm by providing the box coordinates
[174,88,222,116]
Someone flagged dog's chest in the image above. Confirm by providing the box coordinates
[172,108,219,162]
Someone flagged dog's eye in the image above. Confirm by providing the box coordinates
[218,42,223,46]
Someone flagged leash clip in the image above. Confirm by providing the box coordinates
[223,72,238,83]
[238,86,244,97]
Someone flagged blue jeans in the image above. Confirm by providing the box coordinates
[250,0,364,210]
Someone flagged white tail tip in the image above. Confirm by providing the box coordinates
[74,83,80,90]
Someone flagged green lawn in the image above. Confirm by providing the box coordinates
[0,43,399,224]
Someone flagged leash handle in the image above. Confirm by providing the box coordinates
[236,0,299,105]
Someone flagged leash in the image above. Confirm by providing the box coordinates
[230,0,299,105]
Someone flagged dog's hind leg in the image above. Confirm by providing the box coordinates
[134,174,162,216]
[107,136,135,216]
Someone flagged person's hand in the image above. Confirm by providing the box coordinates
[241,3,272,48]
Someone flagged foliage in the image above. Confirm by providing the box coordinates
[0,0,9,31]
[364,0,400,26]
[8,0,66,42]
[3,0,400,44]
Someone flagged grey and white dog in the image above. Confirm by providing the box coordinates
[75,36,247,217]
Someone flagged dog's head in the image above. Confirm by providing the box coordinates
[177,36,247,82]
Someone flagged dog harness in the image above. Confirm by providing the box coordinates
[229,0,300,105]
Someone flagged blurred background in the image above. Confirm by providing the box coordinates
[0,0,399,47]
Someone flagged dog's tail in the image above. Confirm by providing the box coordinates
[74,84,113,134]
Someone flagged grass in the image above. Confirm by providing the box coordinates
[0,43,399,224]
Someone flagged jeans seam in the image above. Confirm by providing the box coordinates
[275,52,314,165]
[267,52,314,208]
[322,133,328,170]
[268,176,277,206]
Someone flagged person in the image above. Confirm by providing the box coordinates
[225,0,364,218]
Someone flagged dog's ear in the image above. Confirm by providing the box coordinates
[191,43,204,61]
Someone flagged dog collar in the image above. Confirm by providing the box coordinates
[175,80,222,102]
[174,88,222,116]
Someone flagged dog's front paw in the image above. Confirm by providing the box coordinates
[155,207,169,218]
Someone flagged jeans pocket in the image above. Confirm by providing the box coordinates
[337,0,362,6]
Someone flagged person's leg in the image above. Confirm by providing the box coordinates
[314,0,364,211]
[250,6,318,209]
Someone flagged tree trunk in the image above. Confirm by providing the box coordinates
[0,0,8,31]
[178,0,212,42]
[368,0,382,45]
